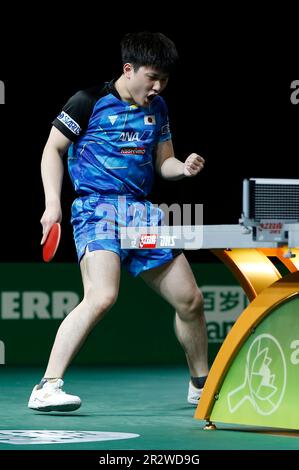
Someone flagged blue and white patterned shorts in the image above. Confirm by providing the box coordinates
[71,194,181,277]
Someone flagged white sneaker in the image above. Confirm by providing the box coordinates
[187,381,203,405]
[28,379,81,412]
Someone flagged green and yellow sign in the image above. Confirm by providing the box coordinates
[211,296,299,429]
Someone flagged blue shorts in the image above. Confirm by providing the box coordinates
[71,194,181,277]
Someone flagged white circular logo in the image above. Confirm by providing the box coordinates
[0,430,140,445]
[227,333,287,416]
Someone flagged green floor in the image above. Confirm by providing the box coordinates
[0,366,299,450]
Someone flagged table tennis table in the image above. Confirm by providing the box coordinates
[120,178,299,431]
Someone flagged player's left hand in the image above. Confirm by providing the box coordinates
[183,153,205,177]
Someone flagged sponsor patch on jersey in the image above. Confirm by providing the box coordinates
[139,234,157,248]
[144,115,156,125]
[119,131,140,142]
[120,147,146,155]
[57,111,81,136]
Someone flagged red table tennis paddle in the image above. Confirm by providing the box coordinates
[42,222,61,262]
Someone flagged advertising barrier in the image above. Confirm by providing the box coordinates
[0,263,246,366]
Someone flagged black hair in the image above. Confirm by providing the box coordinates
[120,31,179,74]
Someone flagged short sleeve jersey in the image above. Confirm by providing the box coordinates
[52,80,172,198]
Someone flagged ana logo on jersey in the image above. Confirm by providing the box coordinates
[119,130,154,142]
[119,131,140,142]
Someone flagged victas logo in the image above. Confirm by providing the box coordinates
[0,81,5,104]
[108,115,118,125]
[290,80,299,105]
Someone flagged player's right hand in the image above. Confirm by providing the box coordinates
[40,202,62,245]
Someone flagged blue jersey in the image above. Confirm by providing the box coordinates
[52,80,172,198]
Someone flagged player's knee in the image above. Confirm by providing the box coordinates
[178,288,204,321]
[84,290,118,317]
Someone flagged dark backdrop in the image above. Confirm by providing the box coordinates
[0,16,298,263]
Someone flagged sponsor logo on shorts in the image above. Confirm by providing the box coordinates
[159,235,176,247]
[57,111,81,136]
[139,234,157,248]
[120,147,146,155]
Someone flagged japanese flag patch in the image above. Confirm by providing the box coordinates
[144,115,156,125]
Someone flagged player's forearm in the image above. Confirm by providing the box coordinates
[159,157,185,180]
[41,146,64,206]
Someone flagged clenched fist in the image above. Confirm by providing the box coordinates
[183,153,205,177]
